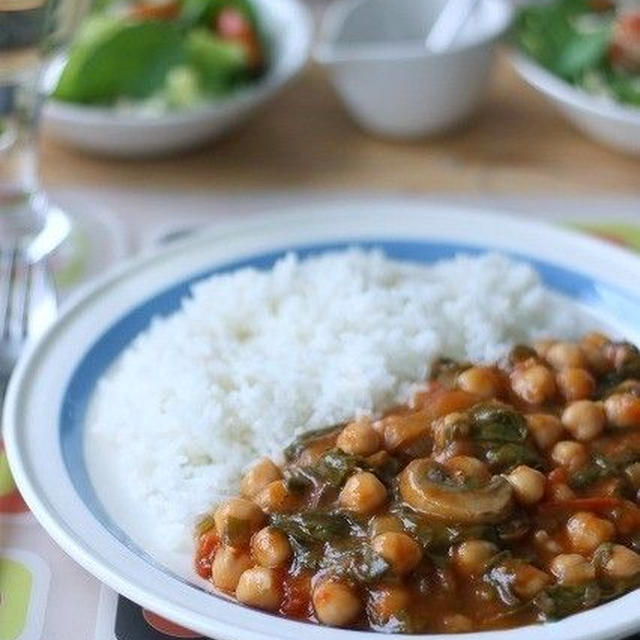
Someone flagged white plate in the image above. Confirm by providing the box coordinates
[6,200,640,640]
[510,52,640,156]
[43,0,311,157]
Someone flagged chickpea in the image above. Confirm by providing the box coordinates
[236,566,282,611]
[557,368,596,401]
[251,526,292,568]
[211,546,253,591]
[526,413,565,450]
[549,554,595,585]
[605,393,640,429]
[312,579,361,627]
[214,498,265,546]
[339,472,387,514]
[625,462,640,489]
[382,412,429,452]
[534,339,555,359]
[566,512,615,554]
[454,540,498,576]
[511,563,550,599]
[546,342,586,370]
[444,455,490,483]
[368,584,410,625]
[581,331,609,350]
[441,614,473,632]
[511,365,556,405]
[456,366,500,399]
[337,418,381,457]
[561,400,606,441]
[551,441,589,472]
[368,514,403,539]
[372,532,422,575]
[580,332,612,374]
[599,544,640,580]
[254,480,300,514]
[241,458,282,498]
[505,465,546,505]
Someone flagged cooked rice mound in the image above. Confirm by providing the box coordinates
[88,250,581,551]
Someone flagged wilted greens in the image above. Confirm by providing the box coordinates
[54,0,266,109]
[514,0,640,107]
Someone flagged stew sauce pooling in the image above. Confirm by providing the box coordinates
[195,333,640,632]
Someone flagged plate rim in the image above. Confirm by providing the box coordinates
[6,200,640,640]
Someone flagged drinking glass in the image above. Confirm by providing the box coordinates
[0,0,86,259]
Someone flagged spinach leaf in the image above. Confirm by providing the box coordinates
[534,583,601,619]
[398,507,494,550]
[322,543,390,583]
[286,447,397,492]
[469,404,528,443]
[598,346,640,396]
[186,29,249,93]
[283,424,341,462]
[555,27,611,79]
[569,453,617,490]
[484,443,544,473]
[315,449,364,488]
[54,17,185,104]
[271,511,354,543]
[606,70,640,106]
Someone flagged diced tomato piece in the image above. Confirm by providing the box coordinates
[280,572,312,619]
[538,496,622,515]
[214,7,262,70]
[194,530,220,579]
[129,1,180,20]
[609,10,640,71]
[547,467,569,485]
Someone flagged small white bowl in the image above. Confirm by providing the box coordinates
[43,0,311,157]
[511,52,640,157]
[314,0,513,139]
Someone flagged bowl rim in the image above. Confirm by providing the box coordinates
[44,0,312,127]
[510,50,640,126]
[6,200,640,640]
[313,0,513,65]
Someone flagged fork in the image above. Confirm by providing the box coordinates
[0,247,58,399]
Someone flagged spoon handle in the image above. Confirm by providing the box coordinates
[425,0,480,52]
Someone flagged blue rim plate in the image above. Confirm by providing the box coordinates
[6,200,640,640]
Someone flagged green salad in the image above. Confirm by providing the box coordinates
[514,0,640,107]
[54,0,267,110]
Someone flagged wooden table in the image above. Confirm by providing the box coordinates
[41,54,640,196]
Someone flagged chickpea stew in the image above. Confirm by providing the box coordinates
[195,333,640,632]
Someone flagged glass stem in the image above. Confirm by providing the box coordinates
[0,66,47,248]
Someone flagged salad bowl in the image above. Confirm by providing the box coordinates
[511,0,640,156]
[511,52,640,157]
[43,0,311,157]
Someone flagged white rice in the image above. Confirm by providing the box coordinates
[88,250,582,552]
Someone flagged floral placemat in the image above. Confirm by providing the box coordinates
[2,217,640,640]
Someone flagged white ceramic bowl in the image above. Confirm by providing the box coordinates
[43,0,311,157]
[6,199,640,640]
[511,52,640,157]
[314,0,513,138]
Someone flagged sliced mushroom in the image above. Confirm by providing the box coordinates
[399,458,514,524]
